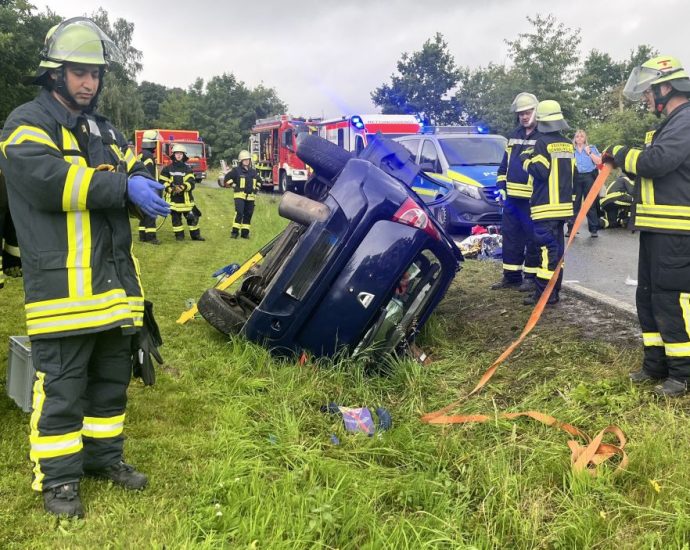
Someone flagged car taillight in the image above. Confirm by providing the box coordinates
[392,197,440,240]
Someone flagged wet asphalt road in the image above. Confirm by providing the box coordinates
[561,227,639,308]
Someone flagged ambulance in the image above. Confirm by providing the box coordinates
[318,114,422,154]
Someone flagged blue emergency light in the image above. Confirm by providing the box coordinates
[350,115,365,129]
[477,125,488,134]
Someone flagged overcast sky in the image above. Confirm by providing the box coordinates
[41,0,689,118]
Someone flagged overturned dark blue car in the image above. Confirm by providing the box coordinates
[197,135,463,359]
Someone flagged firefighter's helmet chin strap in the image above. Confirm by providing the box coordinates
[652,84,674,118]
[51,65,105,113]
[527,108,536,128]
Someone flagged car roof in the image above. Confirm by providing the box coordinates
[396,133,504,141]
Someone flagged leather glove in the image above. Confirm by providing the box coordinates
[131,300,164,386]
[127,176,170,218]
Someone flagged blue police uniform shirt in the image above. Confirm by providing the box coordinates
[574,145,599,173]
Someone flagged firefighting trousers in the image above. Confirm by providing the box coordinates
[571,171,600,233]
[637,231,690,382]
[138,215,158,241]
[533,219,564,298]
[232,198,255,237]
[501,198,539,283]
[28,329,132,491]
[171,210,201,239]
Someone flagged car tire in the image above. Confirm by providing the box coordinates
[278,171,289,194]
[296,134,352,181]
[197,288,249,335]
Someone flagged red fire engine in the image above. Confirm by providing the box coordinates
[250,115,319,193]
[318,114,422,154]
[134,129,210,182]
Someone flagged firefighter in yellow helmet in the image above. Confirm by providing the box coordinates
[520,100,574,307]
[159,143,205,240]
[491,92,541,293]
[0,17,169,518]
[602,56,690,397]
[223,149,262,238]
[137,130,162,244]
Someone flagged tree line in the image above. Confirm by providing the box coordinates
[372,14,659,148]
[0,2,285,162]
[1,3,661,164]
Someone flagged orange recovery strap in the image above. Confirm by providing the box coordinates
[422,164,628,474]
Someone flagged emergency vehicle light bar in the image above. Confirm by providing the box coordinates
[421,126,487,135]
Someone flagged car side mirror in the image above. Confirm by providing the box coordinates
[419,162,435,172]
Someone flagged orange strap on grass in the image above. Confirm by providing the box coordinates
[422,165,627,474]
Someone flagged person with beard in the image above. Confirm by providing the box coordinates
[0,18,169,517]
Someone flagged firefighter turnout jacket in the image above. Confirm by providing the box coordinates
[160,160,195,212]
[613,102,690,234]
[223,165,261,200]
[496,126,541,199]
[139,148,157,180]
[601,175,634,208]
[524,132,575,220]
[0,90,149,339]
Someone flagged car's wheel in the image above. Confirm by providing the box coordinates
[197,288,249,335]
[296,134,352,181]
[278,171,289,194]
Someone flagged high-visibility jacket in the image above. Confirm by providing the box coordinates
[139,148,157,180]
[0,89,148,339]
[159,160,195,212]
[601,175,634,208]
[223,165,261,201]
[524,132,574,221]
[496,126,541,199]
[617,102,690,234]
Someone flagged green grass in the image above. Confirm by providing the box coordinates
[1,182,690,549]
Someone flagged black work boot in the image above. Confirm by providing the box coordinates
[518,277,536,293]
[138,230,146,242]
[191,233,206,241]
[230,232,239,239]
[43,482,84,518]
[490,278,521,290]
[629,369,664,384]
[653,378,688,398]
[86,461,148,490]
[175,233,185,241]
[523,292,559,306]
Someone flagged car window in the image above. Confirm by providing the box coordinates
[355,250,443,354]
[399,139,421,162]
[438,136,505,166]
[420,140,442,173]
[411,172,452,205]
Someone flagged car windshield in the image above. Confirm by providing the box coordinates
[169,142,205,158]
[438,136,505,166]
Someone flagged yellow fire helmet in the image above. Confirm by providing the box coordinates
[238,150,251,162]
[535,100,569,133]
[624,55,690,101]
[34,17,123,82]
[141,130,160,148]
[510,92,539,113]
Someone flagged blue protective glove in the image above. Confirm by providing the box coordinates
[126,176,170,218]
[495,188,507,205]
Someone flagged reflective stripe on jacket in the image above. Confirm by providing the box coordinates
[526,132,574,221]
[623,103,690,234]
[496,126,541,199]
[0,90,147,338]
[224,166,260,201]
[159,161,195,212]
